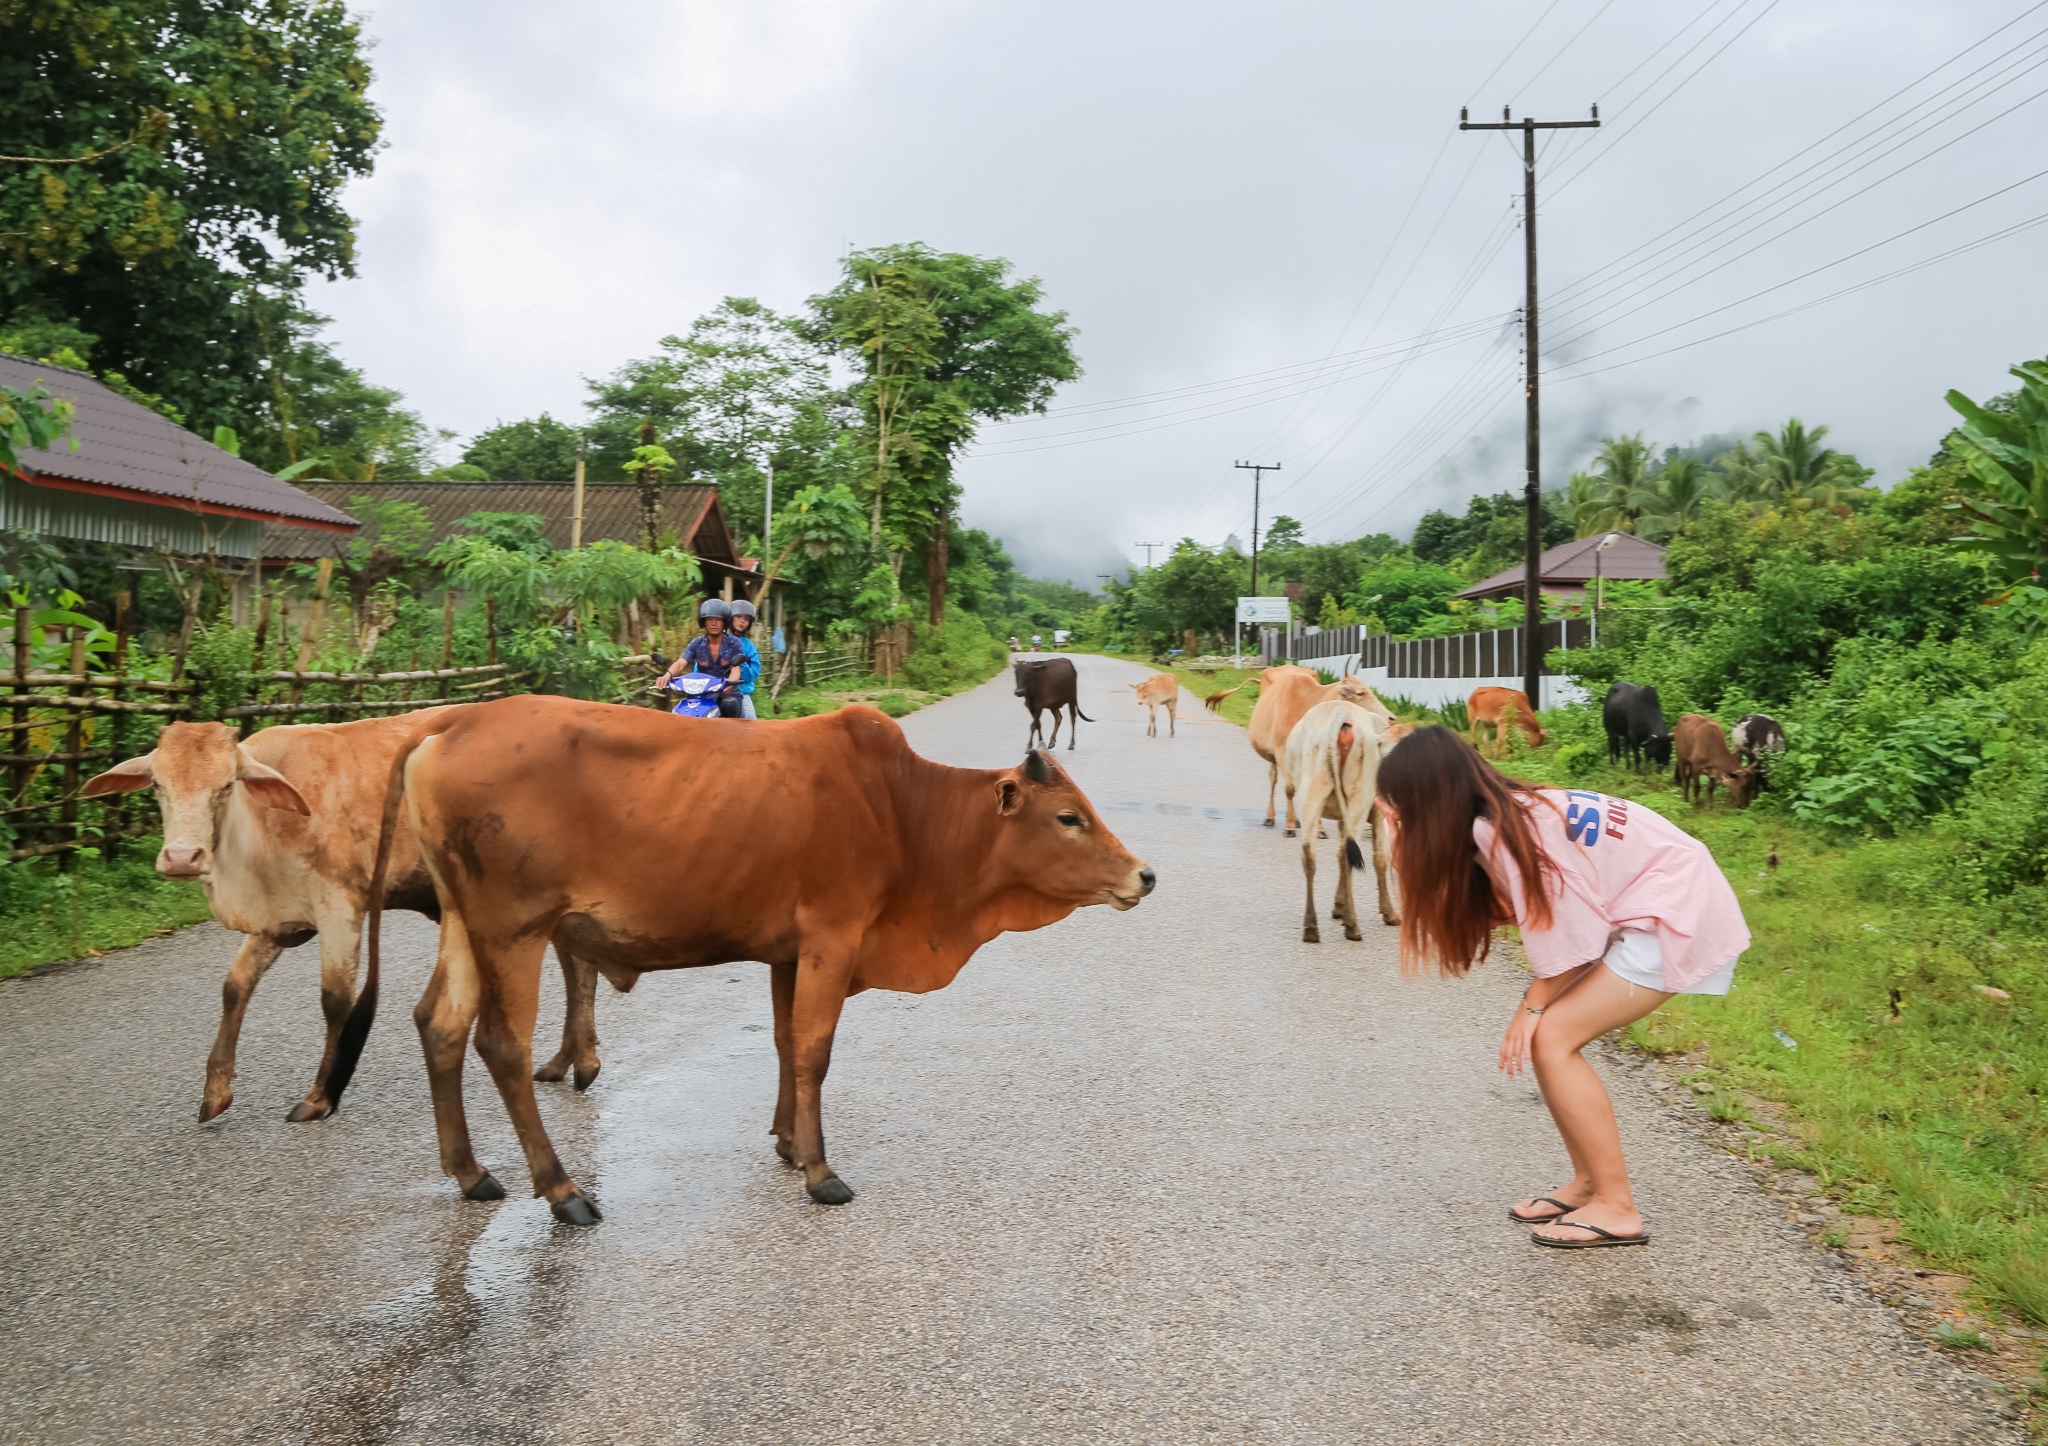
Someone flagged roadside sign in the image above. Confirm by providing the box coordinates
[1236,596,1290,624]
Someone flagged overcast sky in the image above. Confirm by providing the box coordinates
[310,0,2048,585]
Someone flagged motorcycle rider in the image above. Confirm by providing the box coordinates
[727,598,764,719]
[661,598,747,717]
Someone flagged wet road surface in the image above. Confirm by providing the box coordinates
[0,655,2018,1443]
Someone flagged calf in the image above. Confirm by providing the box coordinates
[1130,671,1181,738]
[84,714,601,1123]
[1674,713,1759,808]
[1603,681,1672,769]
[1283,700,1397,941]
[1014,657,1093,750]
[1469,686,1545,756]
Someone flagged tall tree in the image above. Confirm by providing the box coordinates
[811,244,1078,624]
[0,0,382,436]
[462,414,581,481]
[1721,418,1871,505]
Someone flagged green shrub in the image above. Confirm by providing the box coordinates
[901,613,1007,693]
[873,691,915,718]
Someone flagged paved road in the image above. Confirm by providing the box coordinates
[0,656,2017,1444]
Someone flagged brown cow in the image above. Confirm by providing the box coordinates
[1130,671,1181,737]
[1468,686,1545,756]
[352,696,1153,1224]
[1674,713,1759,808]
[1205,666,1392,834]
[83,715,601,1123]
[1282,700,1397,939]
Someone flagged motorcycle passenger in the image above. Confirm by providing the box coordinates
[662,598,747,718]
[727,598,763,719]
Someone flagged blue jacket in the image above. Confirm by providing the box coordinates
[734,634,762,694]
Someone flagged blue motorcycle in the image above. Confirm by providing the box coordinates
[663,671,744,719]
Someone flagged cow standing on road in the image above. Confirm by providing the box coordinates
[1014,657,1093,750]
[1204,666,1392,833]
[1602,682,1672,770]
[1674,714,1759,808]
[352,696,1154,1223]
[1131,672,1181,738]
[83,715,603,1123]
[1283,700,1397,941]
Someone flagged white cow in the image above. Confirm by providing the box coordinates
[1281,699,1398,941]
[86,712,600,1123]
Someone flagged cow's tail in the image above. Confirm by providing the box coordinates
[325,716,450,1109]
[1331,716,1368,871]
[1072,701,1095,723]
[1203,682,1245,713]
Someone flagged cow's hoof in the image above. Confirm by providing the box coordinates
[285,1099,331,1123]
[198,1091,231,1123]
[1263,819,1275,829]
[1284,828,1296,838]
[807,1172,855,1206]
[532,1056,567,1083]
[1344,928,1364,942]
[572,1063,601,1092]
[1382,914,1401,927]
[1303,928,1321,944]
[550,1192,603,1226]
[463,1171,508,1202]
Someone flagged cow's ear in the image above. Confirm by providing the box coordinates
[82,752,156,796]
[996,778,1023,816]
[236,753,312,816]
[1023,750,1053,784]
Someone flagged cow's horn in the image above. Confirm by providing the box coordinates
[1023,750,1053,784]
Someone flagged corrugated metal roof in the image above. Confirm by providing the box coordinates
[259,482,739,563]
[1455,533,1668,600]
[0,352,358,530]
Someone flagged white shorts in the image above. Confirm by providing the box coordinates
[1603,929,1737,997]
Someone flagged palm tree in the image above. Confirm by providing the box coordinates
[1635,457,1724,541]
[1572,433,1658,535]
[1739,419,1866,505]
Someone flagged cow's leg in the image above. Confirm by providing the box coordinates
[769,958,797,1163]
[1067,703,1078,750]
[414,912,502,1203]
[469,933,599,1225]
[200,932,287,1122]
[1046,707,1063,750]
[1372,802,1400,926]
[789,943,859,1204]
[289,913,367,1122]
[1167,699,1176,737]
[1283,779,1298,839]
[534,942,601,1090]
[1264,759,1279,828]
[1336,836,1363,942]
[1299,822,1321,944]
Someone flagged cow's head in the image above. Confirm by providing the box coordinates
[83,721,311,878]
[991,749,1153,912]
[1722,764,1761,809]
[1011,660,1042,697]
[1644,733,1673,769]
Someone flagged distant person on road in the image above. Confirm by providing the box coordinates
[1031,633,1042,651]
[1374,727,1749,1250]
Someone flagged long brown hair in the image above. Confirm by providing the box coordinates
[1377,725,1555,977]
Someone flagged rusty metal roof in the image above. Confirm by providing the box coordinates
[259,481,740,563]
[1455,532,1668,601]
[0,352,358,531]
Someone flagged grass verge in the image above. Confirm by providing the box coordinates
[0,842,213,981]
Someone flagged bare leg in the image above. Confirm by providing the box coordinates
[289,916,364,1122]
[1525,966,1671,1243]
[201,932,286,1122]
[790,944,857,1204]
[469,934,598,1224]
[534,942,601,1090]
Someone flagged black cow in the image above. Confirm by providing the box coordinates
[1014,657,1093,751]
[1603,682,1672,770]
[1732,713,1786,789]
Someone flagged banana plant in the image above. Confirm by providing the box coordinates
[1947,359,2048,589]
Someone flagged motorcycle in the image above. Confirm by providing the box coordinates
[661,671,744,719]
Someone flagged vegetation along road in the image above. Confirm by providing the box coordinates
[0,657,2018,1444]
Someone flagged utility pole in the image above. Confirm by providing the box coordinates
[1134,540,1164,569]
[571,430,588,550]
[1460,102,1598,706]
[1233,460,1281,596]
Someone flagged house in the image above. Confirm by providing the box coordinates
[257,482,767,600]
[0,353,358,565]
[1454,532,1668,604]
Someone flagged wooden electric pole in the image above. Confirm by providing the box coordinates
[1234,460,1282,597]
[1460,103,1598,706]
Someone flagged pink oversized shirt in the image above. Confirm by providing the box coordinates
[1472,789,1750,991]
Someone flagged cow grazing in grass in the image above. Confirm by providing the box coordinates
[1130,672,1181,738]
[352,696,1153,1224]
[1603,681,1672,770]
[1732,713,1786,768]
[83,715,601,1124]
[1674,713,1759,808]
[1283,700,1397,941]
[1468,686,1545,756]
[1205,666,1392,834]
[1014,657,1093,750]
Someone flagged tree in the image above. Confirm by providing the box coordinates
[1126,539,1244,644]
[1,1,381,436]
[811,244,1078,624]
[1720,419,1871,506]
[1,380,75,479]
[1345,559,1465,637]
[1262,515,1305,554]
[1633,457,1725,542]
[620,428,674,551]
[462,414,580,481]
[1947,358,2048,589]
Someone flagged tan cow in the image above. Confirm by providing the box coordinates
[1283,700,1397,940]
[1206,666,1393,833]
[1674,713,1759,808]
[1130,671,1181,737]
[84,715,600,1123]
[1468,686,1545,756]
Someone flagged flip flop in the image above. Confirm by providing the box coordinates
[1531,1218,1652,1249]
[1507,1196,1581,1224]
